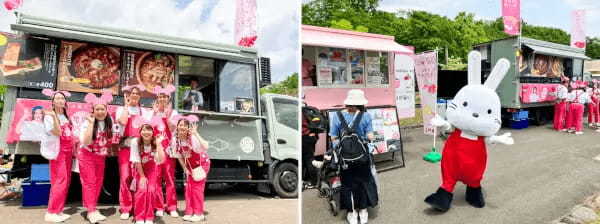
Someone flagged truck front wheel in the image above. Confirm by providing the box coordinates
[272,162,298,198]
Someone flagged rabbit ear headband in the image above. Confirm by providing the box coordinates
[153,84,176,96]
[122,84,146,92]
[42,89,71,98]
[173,114,199,123]
[84,90,113,106]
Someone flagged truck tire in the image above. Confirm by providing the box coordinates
[273,162,298,198]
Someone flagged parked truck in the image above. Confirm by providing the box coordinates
[0,13,298,199]
[473,36,589,124]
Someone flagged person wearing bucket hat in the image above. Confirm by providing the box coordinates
[78,90,115,223]
[566,81,588,134]
[329,89,377,224]
[40,89,74,223]
[554,76,570,131]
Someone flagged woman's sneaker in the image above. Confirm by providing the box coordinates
[87,211,106,223]
[346,211,358,224]
[44,213,68,223]
[359,209,368,224]
[169,210,179,217]
[120,212,130,220]
[155,210,164,217]
[182,215,193,221]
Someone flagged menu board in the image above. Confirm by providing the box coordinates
[328,107,402,155]
[122,49,175,97]
[57,41,121,94]
[366,107,402,155]
[0,32,58,89]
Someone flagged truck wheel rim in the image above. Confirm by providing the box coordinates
[280,170,297,192]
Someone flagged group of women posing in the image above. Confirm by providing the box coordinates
[41,84,211,224]
[554,77,600,134]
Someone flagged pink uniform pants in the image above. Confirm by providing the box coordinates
[47,150,73,214]
[118,148,133,213]
[554,101,567,130]
[134,161,159,222]
[78,150,106,212]
[567,103,585,132]
[184,174,207,216]
[154,157,177,212]
[588,103,599,124]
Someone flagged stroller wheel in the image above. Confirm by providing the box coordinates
[319,182,331,198]
[329,200,338,216]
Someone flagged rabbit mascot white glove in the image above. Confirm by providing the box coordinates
[424,51,514,212]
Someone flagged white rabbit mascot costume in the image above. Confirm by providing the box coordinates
[424,51,514,212]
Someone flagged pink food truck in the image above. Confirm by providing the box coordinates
[301,25,414,167]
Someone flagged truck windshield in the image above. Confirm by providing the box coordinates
[273,98,298,130]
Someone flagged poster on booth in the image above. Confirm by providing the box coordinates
[6,98,119,144]
[328,108,401,155]
[366,107,401,155]
[394,54,416,119]
[414,51,438,135]
[57,41,121,94]
[0,32,58,89]
[122,49,176,98]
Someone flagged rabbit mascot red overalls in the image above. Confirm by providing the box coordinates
[425,51,515,212]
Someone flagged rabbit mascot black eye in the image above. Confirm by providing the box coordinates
[424,51,514,212]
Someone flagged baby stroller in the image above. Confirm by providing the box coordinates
[316,150,342,216]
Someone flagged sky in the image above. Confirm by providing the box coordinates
[378,0,600,38]
[0,0,299,83]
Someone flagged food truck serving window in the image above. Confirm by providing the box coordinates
[302,45,389,88]
[216,61,257,114]
[177,56,216,111]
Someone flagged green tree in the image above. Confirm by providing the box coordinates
[260,73,298,97]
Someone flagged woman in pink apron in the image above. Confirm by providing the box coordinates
[130,121,166,224]
[78,90,114,223]
[117,84,149,220]
[150,84,179,217]
[170,115,210,222]
[554,77,569,131]
[588,81,600,128]
[41,89,74,223]
[567,81,587,135]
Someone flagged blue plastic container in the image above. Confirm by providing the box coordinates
[509,119,529,129]
[511,110,529,121]
[30,164,50,182]
[22,181,51,207]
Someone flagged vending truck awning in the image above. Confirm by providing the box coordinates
[524,44,590,60]
[302,25,413,54]
[11,13,258,63]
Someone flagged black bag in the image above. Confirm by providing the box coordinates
[302,106,328,133]
[335,111,369,170]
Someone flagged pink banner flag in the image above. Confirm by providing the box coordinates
[571,10,586,49]
[3,0,21,11]
[414,51,438,136]
[502,0,520,36]
[235,0,258,47]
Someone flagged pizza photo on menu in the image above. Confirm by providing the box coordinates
[57,41,121,94]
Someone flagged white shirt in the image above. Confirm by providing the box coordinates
[130,138,154,163]
[78,120,105,145]
[116,106,151,135]
[556,85,568,100]
[568,90,588,104]
[44,114,69,135]
[151,110,179,126]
